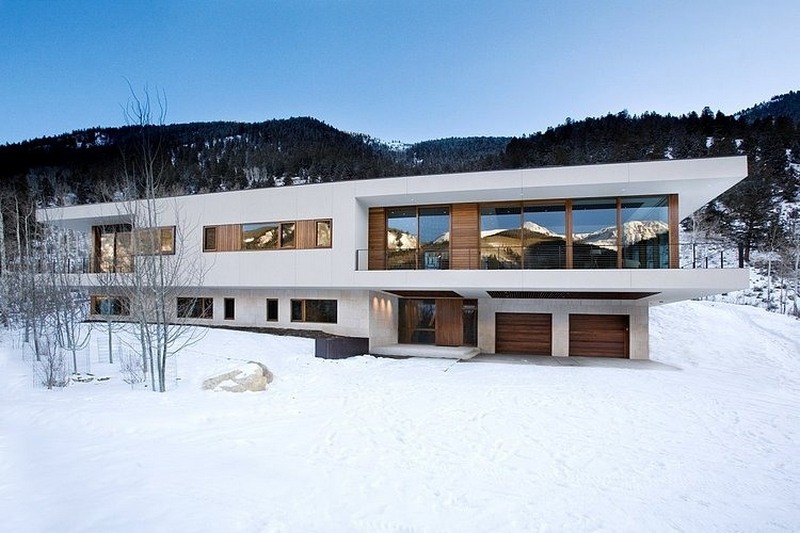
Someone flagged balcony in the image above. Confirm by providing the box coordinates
[356,242,743,271]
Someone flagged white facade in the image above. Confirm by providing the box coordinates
[40,156,749,360]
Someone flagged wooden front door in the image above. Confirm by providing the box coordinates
[435,299,463,346]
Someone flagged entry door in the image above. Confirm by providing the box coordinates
[435,299,463,346]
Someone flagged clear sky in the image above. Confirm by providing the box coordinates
[1,0,798,145]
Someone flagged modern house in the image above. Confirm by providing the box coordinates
[39,156,749,360]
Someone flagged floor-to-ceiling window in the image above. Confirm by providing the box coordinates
[372,196,673,271]
[387,207,450,269]
[620,196,670,269]
[419,207,450,269]
[571,199,619,269]
[523,203,567,269]
[387,208,418,269]
[480,205,523,269]
[94,224,133,273]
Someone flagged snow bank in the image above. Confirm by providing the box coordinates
[1,301,798,531]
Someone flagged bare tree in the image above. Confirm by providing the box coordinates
[98,84,207,392]
[34,333,68,390]
[42,222,91,371]
[778,208,800,317]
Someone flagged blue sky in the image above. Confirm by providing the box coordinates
[1,0,798,145]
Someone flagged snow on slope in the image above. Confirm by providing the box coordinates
[1,301,799,531]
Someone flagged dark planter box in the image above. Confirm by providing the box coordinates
[314,337,370,359]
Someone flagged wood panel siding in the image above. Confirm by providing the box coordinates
[495,313,552,355]
[296,220,316,249]
[368,208,386,270]
[216,224,242,252]
[450,203,479,269]
[435,299,463,346]
[569,314,629,358]
[669,194,679,269]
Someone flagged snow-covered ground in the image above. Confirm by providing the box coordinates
[1,301,799,531]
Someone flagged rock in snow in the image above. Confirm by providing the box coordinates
[202,361,274,392]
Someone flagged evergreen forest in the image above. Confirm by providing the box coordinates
[1,90,799,314]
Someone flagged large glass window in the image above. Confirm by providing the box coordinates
[134,227,175,255]
[572,199,619,269]
[94,224,133,273]
[316,220,332,247]
[177,297,214,319]
[242,222,279,250]
[91,296,130,316]
[621,196,669,269]
[480,205,522,269]
[387,208,418,269]
[291,299,337,323]
[280,222,296,248]
[386,207,450,269]
[419,207,450,269]
[523,204,567,269]
[398,299,436,344]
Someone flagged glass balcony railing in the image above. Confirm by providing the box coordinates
[356,243,744,271]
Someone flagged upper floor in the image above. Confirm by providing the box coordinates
[39,156,749,302]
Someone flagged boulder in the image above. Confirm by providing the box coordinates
[202,361,274,392]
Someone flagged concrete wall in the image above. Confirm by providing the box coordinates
[165,288,371,338]
[368,291,398,349]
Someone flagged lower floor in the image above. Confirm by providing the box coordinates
[90,288,650,360]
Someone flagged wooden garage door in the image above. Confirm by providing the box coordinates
[569,314,629,358]
[495,313,552,355]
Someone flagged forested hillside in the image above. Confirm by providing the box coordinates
[737,90,800,124]
[1,92,798,314]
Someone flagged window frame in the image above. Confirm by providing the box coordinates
[90,295,130,316]
[133,226,176,256]
[266,298,279,322]
[386,206,451,270]
[280,222,296,249]
[315,219,332,248]
[92,224,134,273]
[224,298,235,320]
[203,227,217,252]
[176,297,214,319]
[290,299,338,324]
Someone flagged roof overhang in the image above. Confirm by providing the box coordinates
[353,156,748,220]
